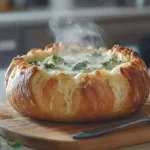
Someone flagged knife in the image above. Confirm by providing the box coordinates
[72,117,150,139]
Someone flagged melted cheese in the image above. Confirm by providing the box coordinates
[106,73,128,111]
[10,66,17,78]
[50,97,54,111]
[31,71,49,102]
[58,76,78,114]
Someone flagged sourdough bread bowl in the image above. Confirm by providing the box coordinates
[5,42,150,122]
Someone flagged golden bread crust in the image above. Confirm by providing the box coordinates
[5,42,150,122]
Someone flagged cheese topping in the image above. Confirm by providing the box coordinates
[50,97,54,111]
[58,76,78,114]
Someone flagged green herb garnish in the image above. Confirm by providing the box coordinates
[92,52,101,57]
[29,61,41,66]
[51,55,65,65]
[109,58,117,64]
[42,55,65,69]
[101,58,122,68]
[72,61,88,71]
[43,56,52,64]
[43,56,56,69]
[118,60,122,63]
[6,139,23,148]
[44,63,56,69]
[101,61,110,68]
[109,58,122,64]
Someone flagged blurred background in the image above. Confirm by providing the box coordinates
[0,0,150,100]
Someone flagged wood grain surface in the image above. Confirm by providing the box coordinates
[0,101,150,150]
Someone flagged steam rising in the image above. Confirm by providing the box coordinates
[49,18,106,47]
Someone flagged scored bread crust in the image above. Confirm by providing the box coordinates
[5,42,150,122]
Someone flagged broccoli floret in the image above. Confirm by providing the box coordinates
[72,61,88,71]
[29,61,41,66]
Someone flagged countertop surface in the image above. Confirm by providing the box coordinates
[0,69,149,150]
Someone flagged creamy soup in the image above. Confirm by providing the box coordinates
[29,49,122,74]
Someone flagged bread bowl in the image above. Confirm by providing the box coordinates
[5,42,150,122]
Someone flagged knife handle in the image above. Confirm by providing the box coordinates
[72,118,150,139]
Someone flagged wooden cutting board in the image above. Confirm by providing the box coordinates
[0,101,150,150]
